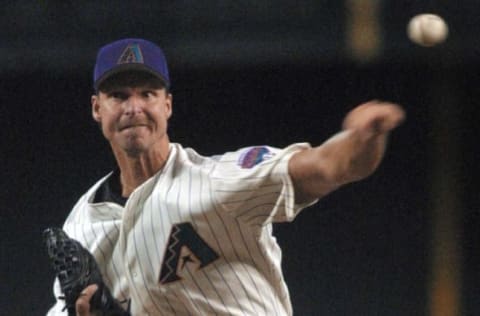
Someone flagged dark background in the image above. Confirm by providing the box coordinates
[1,1,479,315]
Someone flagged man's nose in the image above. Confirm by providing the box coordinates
[124,96,144,115]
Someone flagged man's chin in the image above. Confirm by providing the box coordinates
[113,139,148,157]
[111,134,167,158]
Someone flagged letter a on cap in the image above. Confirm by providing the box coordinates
[118,43,144,64]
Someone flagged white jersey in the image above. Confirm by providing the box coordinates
[47,142,315,316]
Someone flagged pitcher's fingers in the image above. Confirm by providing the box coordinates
[76,284,98,316]
[378,104,406,132]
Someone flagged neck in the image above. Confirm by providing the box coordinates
[112,140,170,197]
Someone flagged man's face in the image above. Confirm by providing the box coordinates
[91,79,172,157]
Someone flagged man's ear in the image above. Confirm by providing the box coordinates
[91,95,101,122]
[165,93,173,119]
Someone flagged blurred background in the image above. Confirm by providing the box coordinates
[1,1,479,315]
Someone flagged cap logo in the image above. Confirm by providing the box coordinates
[118,43,144,64]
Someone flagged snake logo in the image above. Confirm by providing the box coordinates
[159,222,219,284]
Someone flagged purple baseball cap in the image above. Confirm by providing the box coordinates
[93,38,170,90]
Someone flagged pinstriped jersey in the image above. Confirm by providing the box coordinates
[47,142,316,315]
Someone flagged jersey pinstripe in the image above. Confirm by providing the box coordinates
[47,142,316,315]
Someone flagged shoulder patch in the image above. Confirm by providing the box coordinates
[237,146,274,168]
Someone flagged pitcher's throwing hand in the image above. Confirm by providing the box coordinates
[342,100,406,136]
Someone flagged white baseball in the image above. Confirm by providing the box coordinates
[407,14,448,47]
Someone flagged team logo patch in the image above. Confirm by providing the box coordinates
[238,146,274,168]
[160,223,219,284]
[118,43,144,64]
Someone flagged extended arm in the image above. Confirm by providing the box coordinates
[289,100,405,203]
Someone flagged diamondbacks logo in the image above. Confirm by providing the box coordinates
[118,43,144,64]
[237,146,274,168]
[159,222,219,284]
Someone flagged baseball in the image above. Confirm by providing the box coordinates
[407,14,448,47]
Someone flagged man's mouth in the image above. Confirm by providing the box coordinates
[120,124,147,131]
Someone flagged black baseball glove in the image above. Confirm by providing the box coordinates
[43,227,130,316]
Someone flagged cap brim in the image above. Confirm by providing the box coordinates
[94,64,168,90]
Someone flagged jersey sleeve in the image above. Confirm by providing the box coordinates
[210,143,318,226]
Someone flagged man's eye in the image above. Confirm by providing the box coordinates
[143,91,155,98]
[110,92,126,99]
